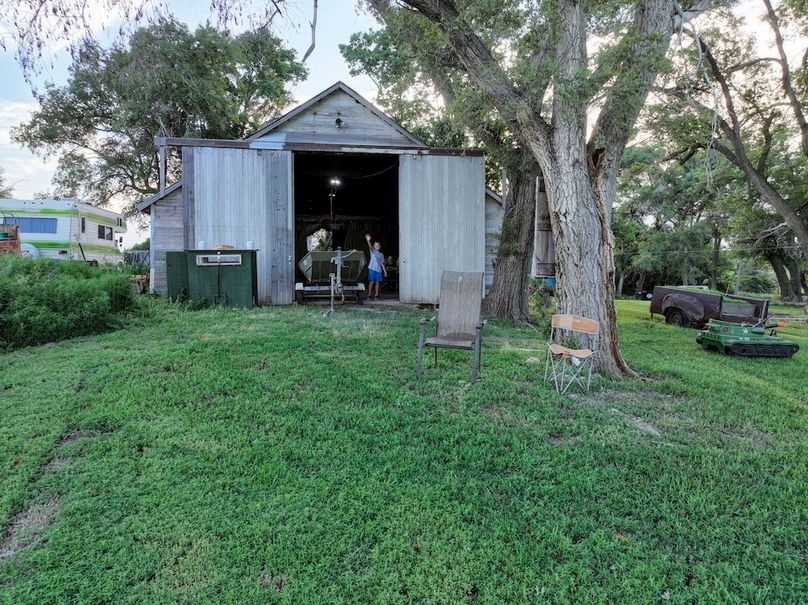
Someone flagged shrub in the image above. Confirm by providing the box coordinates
[0,256,136,349]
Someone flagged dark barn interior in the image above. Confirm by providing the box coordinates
[293,152,399,293]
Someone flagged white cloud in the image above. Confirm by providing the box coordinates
[0,99,56,197]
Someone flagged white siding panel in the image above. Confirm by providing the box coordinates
[192,147,293,304]
[399,155,485,304]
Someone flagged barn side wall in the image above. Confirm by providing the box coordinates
[484,195,504,294]
[149,188,185,295]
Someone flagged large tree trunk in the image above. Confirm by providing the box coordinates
[710,230,721,290]
[788,260,803,299]
[538,121,633,376]
[767,253,795,301]
[483,162,539,321]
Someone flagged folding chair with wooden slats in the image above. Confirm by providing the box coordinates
[417,271,485,383]
[544,314,599,393]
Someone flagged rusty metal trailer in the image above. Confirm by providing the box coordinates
[650,287,769,328]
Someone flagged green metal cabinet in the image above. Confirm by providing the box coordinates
[165,249,258,307]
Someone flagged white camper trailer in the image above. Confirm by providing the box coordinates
[0,199,126,264]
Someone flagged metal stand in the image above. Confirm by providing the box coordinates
[324,248,345,317]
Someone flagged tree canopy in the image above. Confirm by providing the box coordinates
[12,19,306,213]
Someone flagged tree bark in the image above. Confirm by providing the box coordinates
[710,230,721,290]
[767,253,795,301]
[482,162,539,321]
[787,260,803,299]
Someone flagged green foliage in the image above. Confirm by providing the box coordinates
[0,256,136,349]
[0,301,805,602]
[738,267,777,295]
[128,238,150,251]
[12,19,306,213]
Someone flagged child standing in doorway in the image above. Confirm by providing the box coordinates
[365,233,387,301]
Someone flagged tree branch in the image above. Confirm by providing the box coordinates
[301,0,318,62]
[398,0,551,160]
[762,0,808,157]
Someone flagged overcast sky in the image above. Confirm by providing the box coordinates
[0,0,378,246]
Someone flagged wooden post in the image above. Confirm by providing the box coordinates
[159,145,166,193]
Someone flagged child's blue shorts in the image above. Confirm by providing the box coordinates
[368,269,383,282]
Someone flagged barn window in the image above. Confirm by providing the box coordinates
[3,217,57,234]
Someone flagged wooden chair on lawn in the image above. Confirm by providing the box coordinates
[417,271,485,383]
[544,314,599,394]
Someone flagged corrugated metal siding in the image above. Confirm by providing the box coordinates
[191,147,293,304]
[150,188,185,294]
[399,155,485,304]
[256,90,417,147]
[484,194,504,294]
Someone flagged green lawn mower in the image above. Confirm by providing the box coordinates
[696,319,800,358]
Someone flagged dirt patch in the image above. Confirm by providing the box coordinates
[44,458,71,472]
[259,571,287,593]
[0,499,60,559]
[609,408,662,437]
[57,428,94,447]
[720,428,773,448]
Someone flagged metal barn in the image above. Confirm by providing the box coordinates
[139,82,491,305]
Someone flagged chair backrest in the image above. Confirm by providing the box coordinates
[550,314,599,336]
[436,271,483,337]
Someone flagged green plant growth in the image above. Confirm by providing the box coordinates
[0,256,136,349]
[0,301,805,603]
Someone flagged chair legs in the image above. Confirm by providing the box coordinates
[544,353,594,394]
[471,328,482,383]
[417,323,426,380]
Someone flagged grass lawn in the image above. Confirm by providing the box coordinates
[0,300,806,604]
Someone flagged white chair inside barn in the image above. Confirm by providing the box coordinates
[544,314,599,394]
[417,271,485,383]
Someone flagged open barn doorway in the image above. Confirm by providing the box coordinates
[293,152,400,301]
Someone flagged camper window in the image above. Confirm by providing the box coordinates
[97,225,113,240]
[4,217,57,234]
[81,217,86,233]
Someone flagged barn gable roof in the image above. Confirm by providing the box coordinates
[136,180,182,213]
[247,81,426,147]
